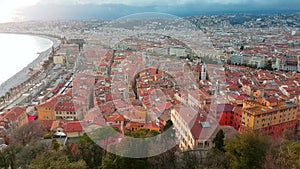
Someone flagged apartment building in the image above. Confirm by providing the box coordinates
[240,98,298,137]
[171,106,217,150]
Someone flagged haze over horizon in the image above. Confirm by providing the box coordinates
[0,0,298,22]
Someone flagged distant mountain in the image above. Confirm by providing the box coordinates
[19,3,300,21]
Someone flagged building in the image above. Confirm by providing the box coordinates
[275,54,298,71]
[231,53,265,68]
[53,55,66,65]
[125,121,161,133]
[169,46,190,58]
[171,107,218,150]
[36,98,57,120]
[54,102,76,120]
[64,121,83,138]
[231,53,243,65]
[50,120,83,138]
[214,104,241,131]
[0,107,28,129]
[201,63,207,81]
[105,114,125,126]
[240,98,298,137]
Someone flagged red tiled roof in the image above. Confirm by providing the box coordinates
[37,97,57,108]
[125,121,145,128]
[55,102,75,112]
[144,121,160,130]
[2,107,26,121]
[106,114,125,122]
[64,121,83,133]
[265,97,278,103]
[39,120,55,130]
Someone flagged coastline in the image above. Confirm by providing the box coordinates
[0,33,61,97]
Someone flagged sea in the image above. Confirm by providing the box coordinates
[0,33,53,95]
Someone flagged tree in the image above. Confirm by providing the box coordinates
[162,120,173,131]
[274,141,300,169]
[213,129,225,152]
[102,152,148,169]
[15,142,51,169]
[52,139,60,151]
[282,123,300,141]
[205,149,229,169]
[28,150,87,169]
[179,151,202,169]
[78,133,104,169]
[147,147,178,169]
[264,60,273,70]
[10,121,45,146]
[225,132,270,169]
[0,145,21,169]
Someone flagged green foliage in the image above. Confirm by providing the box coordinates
[78,133,104,169]
[15,142,50,168]
[28,150,87,169]
[102,152,148,169]
[52,139,60,151]
[225,132,270,169]
[162,120,173,131]
[0,145,21,169]
[264,60,273,70]
[147,147,178,169]
[179,151,202,169]
[213,129,225,152]
[204,149,229,169]
[125,128,160,138]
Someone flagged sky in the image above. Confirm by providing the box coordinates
[1,0,300,22]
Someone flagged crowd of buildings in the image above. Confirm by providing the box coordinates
[0,14,300,152]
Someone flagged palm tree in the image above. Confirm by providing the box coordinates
[1,96,5,103]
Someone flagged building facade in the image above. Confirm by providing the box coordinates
[0,107,28,129]
[240,98,298,137]
[171,107,217,150]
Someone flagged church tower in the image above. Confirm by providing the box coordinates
[201,63,207,81]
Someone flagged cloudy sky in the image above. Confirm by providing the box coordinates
[4,0,300,22]
[36,0,299,6]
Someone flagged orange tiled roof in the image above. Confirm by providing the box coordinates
[1,107,26,121]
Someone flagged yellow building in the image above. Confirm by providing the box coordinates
[54,101,76,120]
[36,98,56,120]
[241,98,298,137]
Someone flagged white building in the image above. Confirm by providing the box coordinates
[171,106,218,150]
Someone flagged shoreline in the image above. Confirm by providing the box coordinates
[0,33,61,97]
